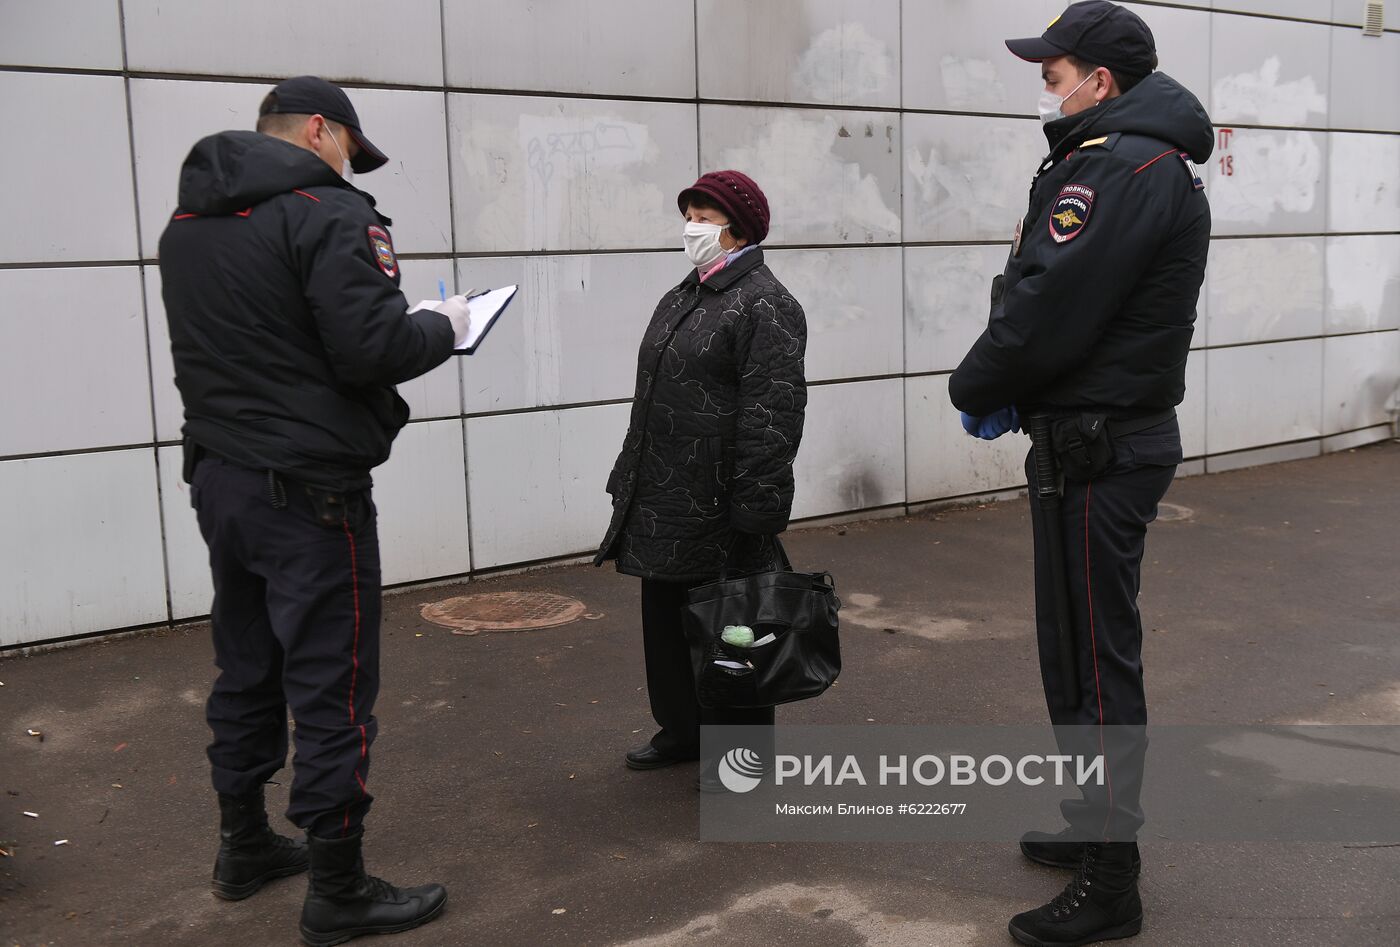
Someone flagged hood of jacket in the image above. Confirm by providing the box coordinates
[175,129,350,215]
[1044,71,1215,163]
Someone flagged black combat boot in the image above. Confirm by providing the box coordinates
[1008,842,1143,946]
[299,829,447,946]
[1021,828,1140,876]
[212,788,309,900]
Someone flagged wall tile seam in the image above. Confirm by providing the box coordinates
[7,324,1396,466]
[1124,0,1397,31]
[6,67,1400,135]
[9,230,1400,270]
[12,424,1397,649]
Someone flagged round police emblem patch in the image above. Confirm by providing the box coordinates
[1049,184,1095,244]
[367,225,398,278]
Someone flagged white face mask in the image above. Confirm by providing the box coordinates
[1038,71,1095,125]
[683,221,729,269]
[325,125,354,183]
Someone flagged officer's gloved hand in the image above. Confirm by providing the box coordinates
[963,407,1020,440]
[437,294,475,347]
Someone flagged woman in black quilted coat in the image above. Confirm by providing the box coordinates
[594,171,807,783]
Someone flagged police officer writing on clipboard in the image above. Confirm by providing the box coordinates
[948,3,1212,944]
[160,76,476,945]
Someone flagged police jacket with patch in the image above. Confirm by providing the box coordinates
[595,249,808,583]
[159,130,453,492]
[949,72,1213,420]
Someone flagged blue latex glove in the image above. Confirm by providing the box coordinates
[962,407,1020,440]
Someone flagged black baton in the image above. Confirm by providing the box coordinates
[1027,414,1081,711]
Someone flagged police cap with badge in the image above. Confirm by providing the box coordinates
[260,75,390,173]
[1004,0,1157,79]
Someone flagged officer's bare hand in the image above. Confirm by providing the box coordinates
[437,294,474,347]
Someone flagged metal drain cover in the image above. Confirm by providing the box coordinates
[420,591,587,634]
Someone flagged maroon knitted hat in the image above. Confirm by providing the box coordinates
[677,170,770,244]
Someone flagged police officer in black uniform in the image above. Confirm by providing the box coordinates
[948,4,1212,944]
[159,76,476,946]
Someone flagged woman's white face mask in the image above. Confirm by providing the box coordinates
[683,221,729,269]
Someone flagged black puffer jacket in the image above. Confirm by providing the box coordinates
[594,249,807,583]
[159,130,453,492]
[950,72,1213,418]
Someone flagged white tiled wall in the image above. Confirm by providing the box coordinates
[700,105,903,246]
[448,94,699,253]
[445,0,697,99]
[793,380,906,519]
[699,0,902,108]
[0,0,123,70]
[122,0,445,85]
[906,375,1028,503]
[903,244,1010,374]
[465,403,630,568]
[768,247,904,381]
[1206,340,1325,455]
[0,72,138,263]
[0,266,153,456]
[2,1,1396,643]
[1,450,167,645]
[375,419,472,585]
[903,114,1044,243]
[1209,14,1331,130]
[1206,237,1325,345]
[456,252,683,413]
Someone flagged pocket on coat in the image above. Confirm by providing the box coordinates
[1127,436,1184,467]
[702,435,730,500]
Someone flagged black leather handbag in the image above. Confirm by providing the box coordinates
[682,537,842,709]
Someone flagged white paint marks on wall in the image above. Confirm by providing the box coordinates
[719,112,900,243]
[1209,238,1322,344]
[517,113,658,249]
[939,56,1007,112]
[1326,237,1400,333]
[520,257,568,407]
[1329,134,1400,232]
[793,22,895,105]
[1213,56,1326,126]
[905,123,1033,241]
[1209,131,1322,227]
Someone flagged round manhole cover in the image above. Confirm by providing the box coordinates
[420,591,587,634]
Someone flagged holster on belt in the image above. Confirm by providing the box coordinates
[1049,409,1176,481]
[181,437,204,484]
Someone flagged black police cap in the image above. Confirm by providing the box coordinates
[261,75,388,173]
[1006,0,1157,78]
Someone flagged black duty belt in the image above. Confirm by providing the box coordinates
[1105,409,1177,438]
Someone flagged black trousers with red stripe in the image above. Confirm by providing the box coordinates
[192,457,378,837]
[1026,419,1181,843]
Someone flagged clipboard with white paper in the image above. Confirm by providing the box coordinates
[410,285,518,355]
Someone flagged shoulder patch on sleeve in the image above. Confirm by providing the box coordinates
[366,225,398,278]
[1049,184,1095,244]
[1178,152,1205,190]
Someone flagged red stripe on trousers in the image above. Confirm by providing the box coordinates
[342,522,364,836]
[1084,483,1115,839]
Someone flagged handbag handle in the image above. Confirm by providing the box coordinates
[719,532,792,580]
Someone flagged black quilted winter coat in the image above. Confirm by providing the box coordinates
[594,249,807,583]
